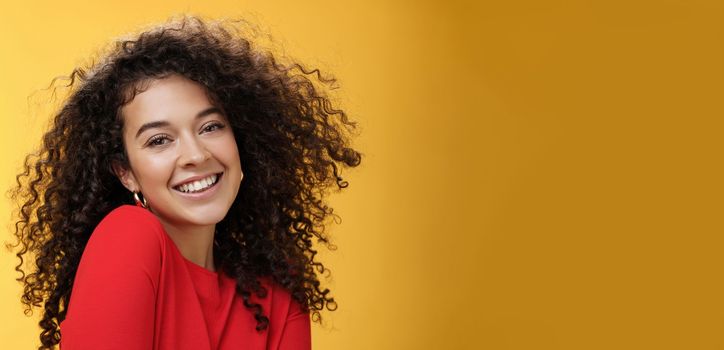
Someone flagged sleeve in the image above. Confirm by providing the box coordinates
[60,206,164,350]
[277,296,312,350]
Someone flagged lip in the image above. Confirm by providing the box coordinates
[172,172,223,199]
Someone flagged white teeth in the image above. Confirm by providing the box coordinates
[176,174,218,193]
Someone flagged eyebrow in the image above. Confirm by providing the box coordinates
[134,107,223,139]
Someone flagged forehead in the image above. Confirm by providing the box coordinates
[120,75,216,130]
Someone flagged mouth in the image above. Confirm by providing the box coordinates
[172,172,223,194]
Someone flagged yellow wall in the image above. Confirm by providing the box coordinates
[1,1,723,349]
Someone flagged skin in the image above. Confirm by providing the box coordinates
[112,74,243,272]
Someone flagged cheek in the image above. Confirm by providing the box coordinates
[220,136,241,169]
[218,139,243,184]
[133,153,176,185]
[233,148,243,175]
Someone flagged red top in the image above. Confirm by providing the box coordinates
[59,205,311,350]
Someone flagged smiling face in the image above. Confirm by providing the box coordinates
[113,74,243,230]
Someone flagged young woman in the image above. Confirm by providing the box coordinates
[9,15,361,350]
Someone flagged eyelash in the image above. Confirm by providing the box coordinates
[203,122,225,133]
[146,122,226,147]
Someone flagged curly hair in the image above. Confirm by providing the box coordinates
[7,15,362,350]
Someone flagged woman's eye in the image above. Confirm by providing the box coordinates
[147,135,171,147]
[202,122,225,133]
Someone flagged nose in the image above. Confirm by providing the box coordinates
[178,134,211,166]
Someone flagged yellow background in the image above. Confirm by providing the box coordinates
[1,1,723,349]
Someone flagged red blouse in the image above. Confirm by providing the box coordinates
[59,205,311,350]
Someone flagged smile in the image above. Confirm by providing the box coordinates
[173,172,223,194]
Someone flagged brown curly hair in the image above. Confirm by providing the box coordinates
[6,15,362,350]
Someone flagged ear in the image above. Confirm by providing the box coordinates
[111,160,139,192]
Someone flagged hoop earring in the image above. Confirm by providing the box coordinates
[133,191,148,209]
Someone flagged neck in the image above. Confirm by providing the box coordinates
[154,216,216,272]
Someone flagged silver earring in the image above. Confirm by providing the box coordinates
[133,191,148,209]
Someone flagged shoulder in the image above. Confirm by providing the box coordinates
[70,205,166,297]
[63,206,165,338]
[82,205,165,272]
[258,276,311,348]
[97,204,165,232]
[91,205,165,246]
[258,276,309,320]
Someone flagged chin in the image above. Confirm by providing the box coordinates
[154,202,229,227]
[188,206,230,225]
